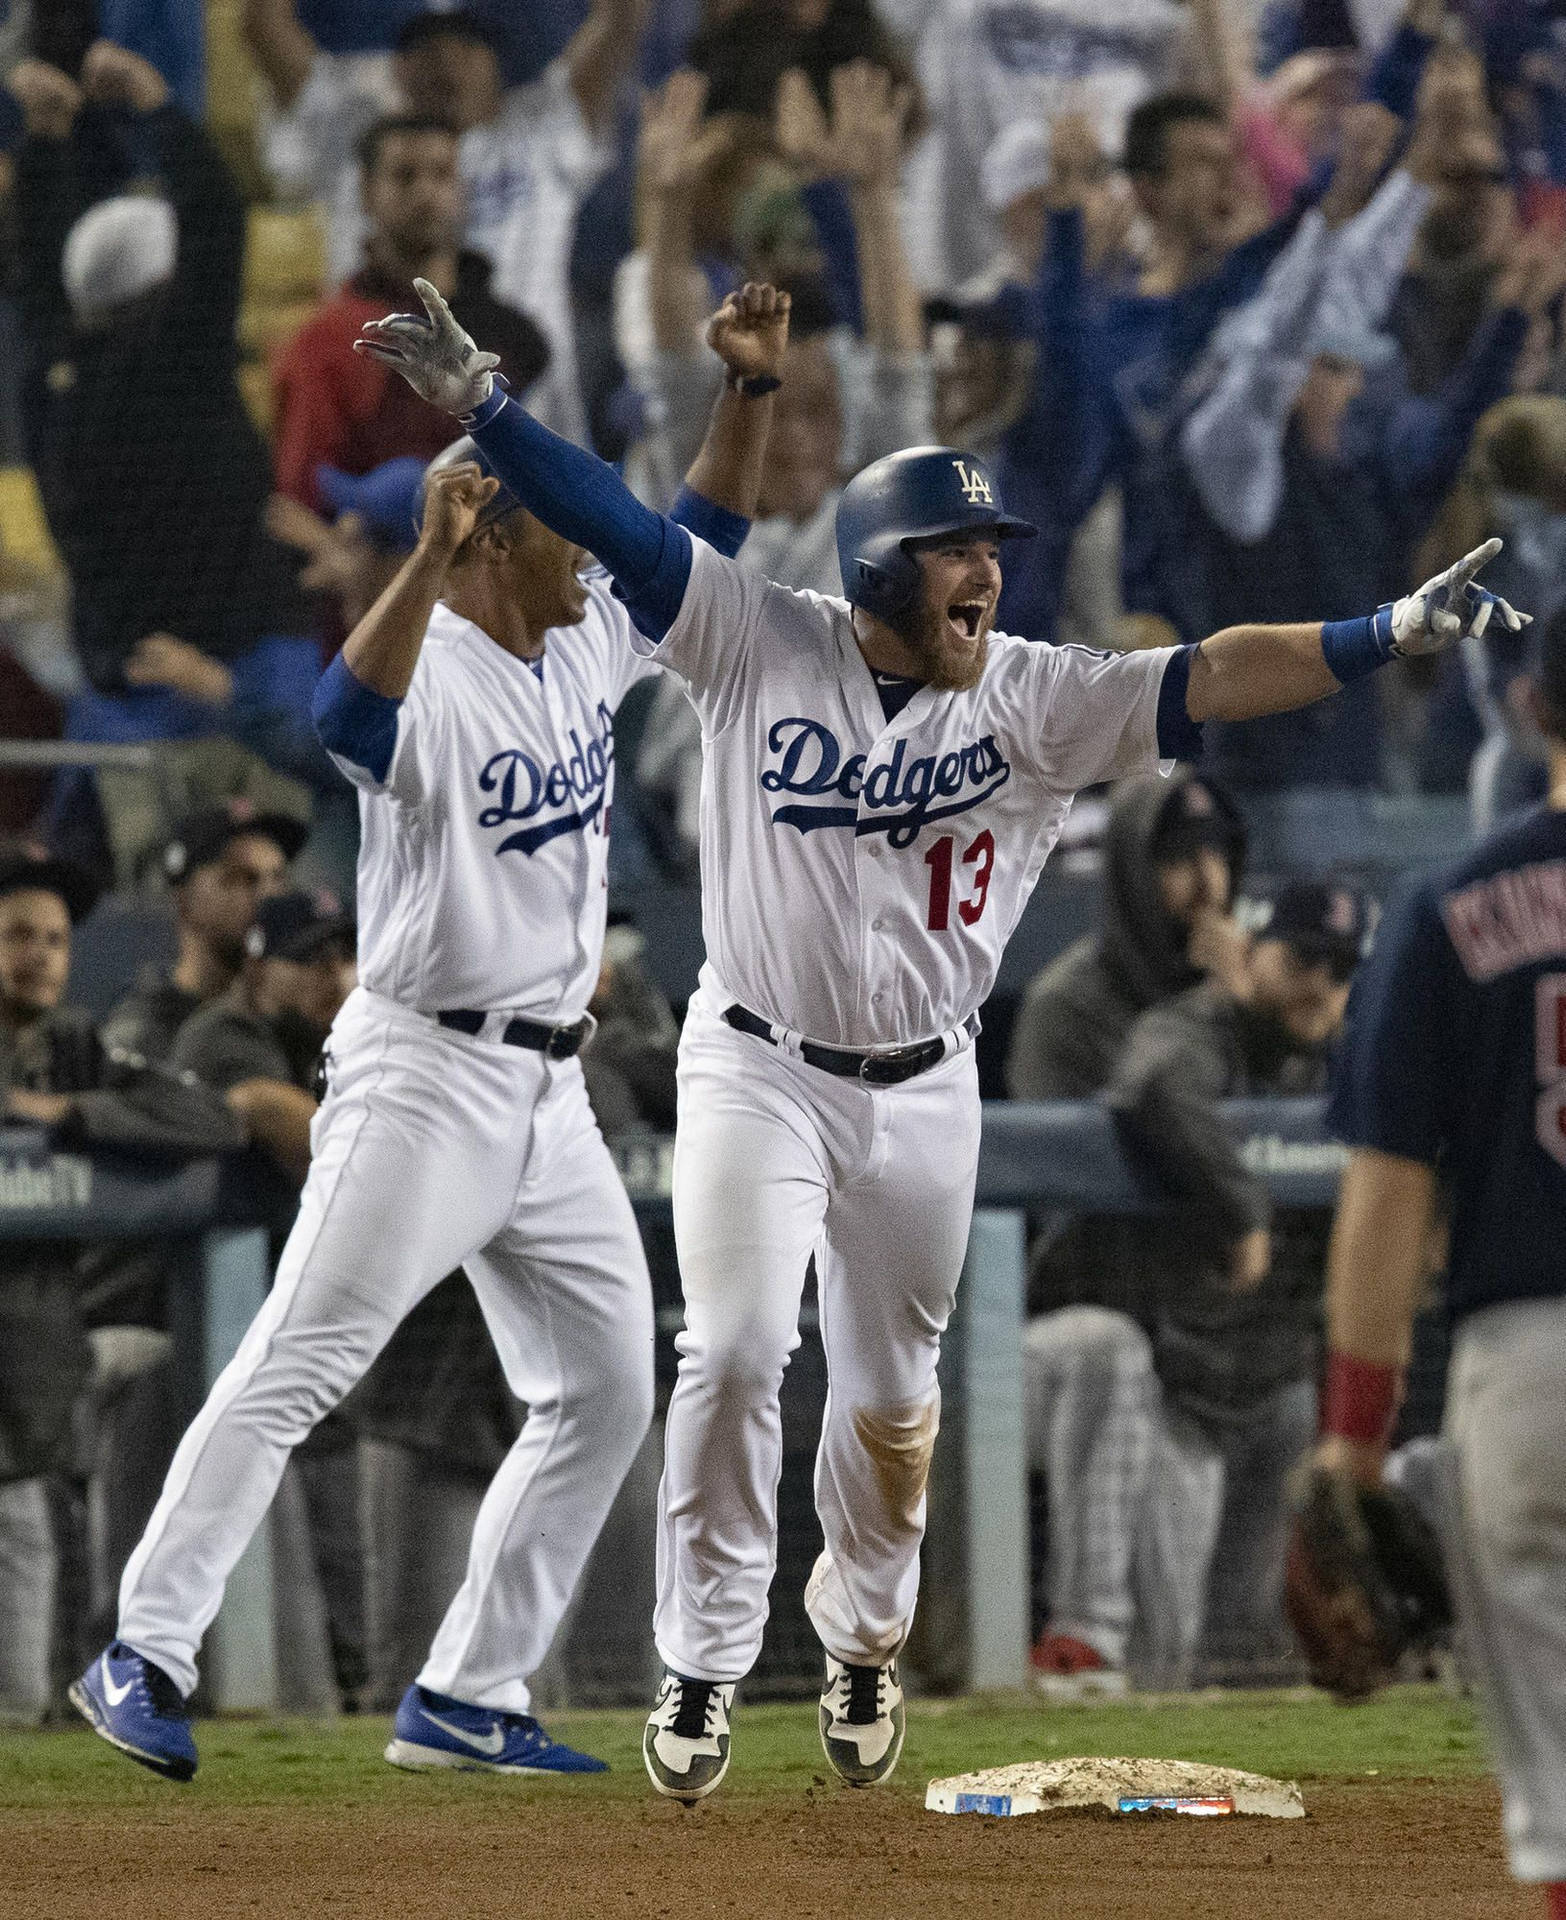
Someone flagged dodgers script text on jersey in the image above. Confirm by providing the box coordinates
[477,703,616,854]
[760,718,1011,844]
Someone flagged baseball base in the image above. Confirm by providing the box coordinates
[925,1756,1305,1819]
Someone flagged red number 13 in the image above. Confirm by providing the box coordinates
[925,829,995,932]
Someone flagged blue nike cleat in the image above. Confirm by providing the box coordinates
[384,1684,609,1775]
[69,1642,198,1782]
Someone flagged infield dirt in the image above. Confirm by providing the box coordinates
[0,1691,1533,1919]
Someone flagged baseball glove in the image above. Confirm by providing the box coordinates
[1283,1465,1453,1701]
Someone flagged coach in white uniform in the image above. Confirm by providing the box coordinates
[356,278,1524,1804]
[69,290,790,1784]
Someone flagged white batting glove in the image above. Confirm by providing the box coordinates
[1388,538,1530,656]
[353,277,501,417]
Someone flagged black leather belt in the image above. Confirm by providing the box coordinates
[436,1009,588,1059]
[723,1003,974,1086]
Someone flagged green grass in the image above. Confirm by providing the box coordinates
[0,1686,1491,1812]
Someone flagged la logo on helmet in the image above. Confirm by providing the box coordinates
[952,460,993,506]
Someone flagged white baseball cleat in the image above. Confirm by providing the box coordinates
[642,1671,736,1802]
[818,1655,905,1787]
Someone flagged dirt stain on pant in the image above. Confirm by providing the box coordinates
[853,1397,940,1529]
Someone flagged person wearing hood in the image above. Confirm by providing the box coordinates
[1008,767,1249,1116]
[1007,768,1250,1697]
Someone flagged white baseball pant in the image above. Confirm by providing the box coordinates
[118,986,655,1711]
[653,992,981,1683]
[1437,1294,1566,1884]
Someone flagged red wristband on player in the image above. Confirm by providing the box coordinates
[1321,1350,1403,1446]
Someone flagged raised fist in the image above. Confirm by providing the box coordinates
[419,462,501,558]
[7,59,83,140]
[707,283,791,383]
[81,40,170,114]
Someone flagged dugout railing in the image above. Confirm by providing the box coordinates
[0,1100,1345,1708]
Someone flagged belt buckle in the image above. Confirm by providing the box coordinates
[860,1045,917,1086]
[546,1024,577,1060]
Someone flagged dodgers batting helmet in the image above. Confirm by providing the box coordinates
[835,447,1036,620]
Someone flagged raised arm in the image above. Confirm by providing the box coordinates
[776,61,922,356]
[1184,538,1529,723]
[1378,230,1550,514]
[1180,105,1407,544]
[311,461,497,787]
[640,71,724,359]
[356,277,782,638]
[337,464,497,699]
[80,43,249,348]
[241,0,317,112]
[565,0,649,137]
[677,284,789,546]
[1004,116,1118,527]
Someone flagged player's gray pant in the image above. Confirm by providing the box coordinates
[1024,1306,1314,1684]
[118,987,655,1713]
[0,1477,54,1723]
[654,995,981,1683]
[1438,1295,1566,1884]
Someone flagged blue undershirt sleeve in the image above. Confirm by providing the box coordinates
[1155,646,1204,760]
[467,391,694,640]
[670,485,749,559]
[311,652,402,785]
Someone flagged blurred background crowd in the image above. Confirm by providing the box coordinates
[2,0,1561,1718]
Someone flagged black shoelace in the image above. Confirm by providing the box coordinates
[844,1664,883,1727]
[128,1652,189,1723]
[670,1680,719,1740]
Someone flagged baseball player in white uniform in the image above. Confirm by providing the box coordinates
[69,287,790,1784]
[358,277,1523,1803]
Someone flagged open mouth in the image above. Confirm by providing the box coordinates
[947,601,986,643]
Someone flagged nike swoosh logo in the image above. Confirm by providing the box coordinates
[421,1708,506,1756]
[102,1656,134,1707]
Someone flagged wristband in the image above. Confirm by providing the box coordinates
[1320,605,1396,684]
[460,375,511,431]
[723,370,782,397]
[1321,1349,1403,1447]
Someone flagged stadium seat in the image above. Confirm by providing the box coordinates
[238,208,327,433]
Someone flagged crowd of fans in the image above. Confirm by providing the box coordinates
[3,0,1563,1712]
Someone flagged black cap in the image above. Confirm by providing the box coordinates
[162,803,310,885]
[1152,775,1245,865]
[0,850,100,924]
[244,889,355,963]
[1261,879,1374,978]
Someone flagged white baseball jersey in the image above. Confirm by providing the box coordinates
[633,537,1178,1050]
[331,577,653,1016]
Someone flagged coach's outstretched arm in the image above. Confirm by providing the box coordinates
[1185,540,1527,723]
[356,278,786,640]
